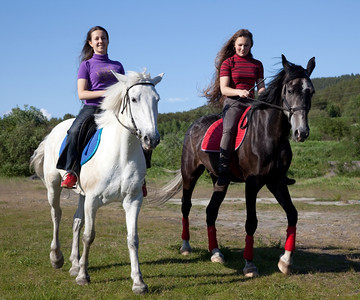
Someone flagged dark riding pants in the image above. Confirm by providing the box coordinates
[56,105,99,175]
[219,97,247,167]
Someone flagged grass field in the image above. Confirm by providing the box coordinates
[0,177,359,299]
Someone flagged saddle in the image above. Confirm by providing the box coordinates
[59,115,102,166]
[201,106,251,152]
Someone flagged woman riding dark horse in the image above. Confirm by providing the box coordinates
[156,54,315,277]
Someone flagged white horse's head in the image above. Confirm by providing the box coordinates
[98,70,164,150]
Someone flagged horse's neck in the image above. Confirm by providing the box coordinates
[257,109,290,139]
[98,113,141,158]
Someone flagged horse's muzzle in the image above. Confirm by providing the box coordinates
[294,128,309,142]
[142,131,160,150]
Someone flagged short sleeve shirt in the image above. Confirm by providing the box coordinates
[220,54,264,98]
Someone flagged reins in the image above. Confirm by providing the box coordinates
[114,81,155,139]
[232,79,310,129]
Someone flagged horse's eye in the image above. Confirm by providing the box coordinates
[287,89,293,94]
[131,98,137,103]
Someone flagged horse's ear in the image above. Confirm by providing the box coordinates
[306,57,316,76]
[282,54,290,71]
[111,70,127,82]
[152,73,165,85]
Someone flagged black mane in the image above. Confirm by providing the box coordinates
[256,61,309,107]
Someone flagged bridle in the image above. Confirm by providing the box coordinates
[114,81,155,139]
[247,77,311,122]
[280,84,309,121]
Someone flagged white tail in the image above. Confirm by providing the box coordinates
[29,136,47,181]
[145,170,183,206]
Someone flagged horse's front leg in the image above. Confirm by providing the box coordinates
[206,183,228,264]
[69,194,85,277]
[243,177,262,278]
[266,181,298,275]
[76,199,97,285]
[123,199,148,295]
[47,183,64,269]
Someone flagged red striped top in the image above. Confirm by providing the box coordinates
[220,54,264,97]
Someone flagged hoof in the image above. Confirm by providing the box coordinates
[278,256,292,275]
[132,283,148,295]
[180,240,192,255]
[180,249,191,256]
[50,251,64,269]
[211,249,225,264]
[69,266,80,277]
[243,262,259,278]
[76,275,90,286]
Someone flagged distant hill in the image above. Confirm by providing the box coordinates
[312,74,360,91]
[311,74,360,113]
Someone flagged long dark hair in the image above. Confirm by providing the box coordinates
[80,26,109,62]
[204,29,254,106]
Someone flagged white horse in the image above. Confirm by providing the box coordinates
[30,70,164,294]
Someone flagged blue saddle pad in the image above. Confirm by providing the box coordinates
[59,128,103,166]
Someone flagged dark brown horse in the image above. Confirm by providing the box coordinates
[155,55,315,277]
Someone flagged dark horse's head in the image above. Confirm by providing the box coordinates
[259,55,316,142]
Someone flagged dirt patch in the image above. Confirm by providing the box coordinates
[1,178,359,254]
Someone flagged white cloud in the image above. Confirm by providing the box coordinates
[40,108,52,120]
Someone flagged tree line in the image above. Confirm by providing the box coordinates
[1,74,359,177]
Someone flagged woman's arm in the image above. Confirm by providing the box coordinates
[220,76,249,98]
[77,78,106,100]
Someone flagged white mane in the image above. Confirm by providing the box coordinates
[95,70,152,128]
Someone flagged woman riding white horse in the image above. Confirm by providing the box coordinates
[30,70,164,294]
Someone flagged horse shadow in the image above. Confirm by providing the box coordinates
[218,246,360,275]
[89,245,359,287]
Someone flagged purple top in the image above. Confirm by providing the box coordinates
[78,53,125,106]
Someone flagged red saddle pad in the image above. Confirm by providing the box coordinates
[201,106,251,152]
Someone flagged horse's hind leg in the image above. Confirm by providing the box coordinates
[267,182,297,275]
[69,194,85,277]
[47,180,64,269]
[205,177,228,263]
[180,165,205,255]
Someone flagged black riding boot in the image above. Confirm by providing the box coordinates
[217,150,231,186]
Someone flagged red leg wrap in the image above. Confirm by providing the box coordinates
[243,234,254,261]
[181,218,190,241]
[207,225,218,252]
[284,226,296,251]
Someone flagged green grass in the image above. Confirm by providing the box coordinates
[0,178,359,299]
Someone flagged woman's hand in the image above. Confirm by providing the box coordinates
[237,89,249,98]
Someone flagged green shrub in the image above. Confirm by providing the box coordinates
[0,106,54,176]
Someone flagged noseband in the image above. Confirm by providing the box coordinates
[114,81,155,139]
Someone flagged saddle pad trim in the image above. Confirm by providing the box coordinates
[80,128,103,165]
[201,106,251,152]
[59,128,103,166]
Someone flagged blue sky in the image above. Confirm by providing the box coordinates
[1,0,360,119]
